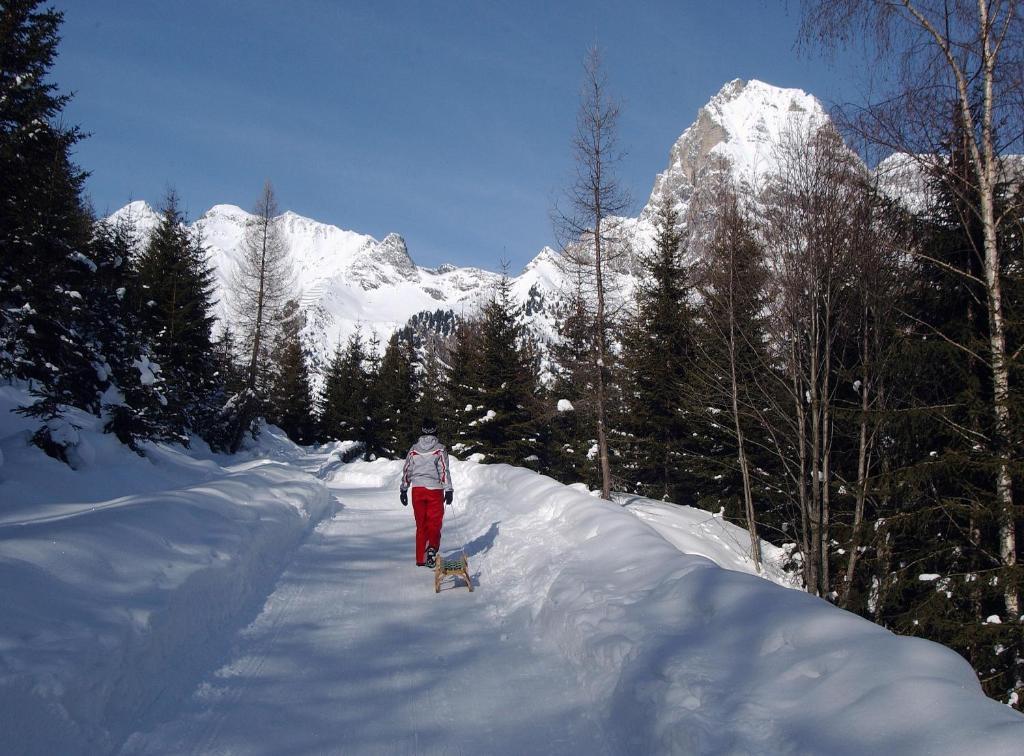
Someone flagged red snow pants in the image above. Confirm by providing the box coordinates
[411,487,445,564]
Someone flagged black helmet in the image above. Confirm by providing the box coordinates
[421,417,437,435]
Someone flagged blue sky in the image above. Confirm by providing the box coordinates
[51,1,860,271]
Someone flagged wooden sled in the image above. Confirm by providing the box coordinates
[434,552,473,593]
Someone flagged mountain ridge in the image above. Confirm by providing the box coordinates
[109,78,836,375]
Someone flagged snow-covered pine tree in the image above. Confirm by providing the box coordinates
[357,333,384,459]
[617,197,696,503]
[445,316,485,455]
[470,272,543,466]
[319,329,369,442]
[547,267,600,487]
[0,1,102,459]
[205,324,258,454]
[87,217,167,451]
[133,192,219,444]
[212,326,246,399]
[265,299,316,444]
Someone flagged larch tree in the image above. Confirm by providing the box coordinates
[554,45,631,500]
[231,181,293,396]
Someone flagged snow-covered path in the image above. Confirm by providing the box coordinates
[122,464,609,755]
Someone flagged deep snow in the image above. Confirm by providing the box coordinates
[2,389,1023,753]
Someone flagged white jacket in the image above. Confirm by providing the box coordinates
[400,435,453,492]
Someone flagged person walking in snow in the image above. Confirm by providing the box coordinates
[400,418,454,568]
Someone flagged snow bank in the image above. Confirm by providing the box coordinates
[403,459,1022,754]
[617,494,800,589]
[0,387,332,753]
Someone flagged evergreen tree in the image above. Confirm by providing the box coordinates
[472,273,543,466]
[212,326,246,399]
[88,218,166,450]
[133,192,218,443]
[617,198,696,501]
[445,317,484,455]
[415,334,449,432]
[319,329,369,442]
[0,1,98,458]
[863,141,1024,706]
[266,300,316,444]
[358,333,384,458]
[373,332,419,456]
[547,269,600,487]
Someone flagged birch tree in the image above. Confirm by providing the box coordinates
[801,0,1021,619]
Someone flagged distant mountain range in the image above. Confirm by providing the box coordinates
[108,79,838,373]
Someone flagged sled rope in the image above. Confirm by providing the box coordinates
[448,495,468,560]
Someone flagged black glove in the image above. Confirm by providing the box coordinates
[400,490,408,506]
[444,490,453,506]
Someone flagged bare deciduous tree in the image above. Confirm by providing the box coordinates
[762,124,864,596]
[694,184,766,571]
[839,181,905,608]
[230,181,294,395]
[553,46,631,500]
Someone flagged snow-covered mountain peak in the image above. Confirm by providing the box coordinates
[643,78,828,219]
[201,203,248,221]
[107,200,162,236]
[375,232,414,269]
[347,232,419,290]
[104,79,846,386]
[521,246,559,275]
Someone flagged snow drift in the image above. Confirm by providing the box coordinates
[0,387,332,753]
[327,458,1024,754]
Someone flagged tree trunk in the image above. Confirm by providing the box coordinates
[246,220,269,392]
[727,245,762,570]
[594,213,613,501]
[793,341,814,592]
[976,0,1018,618]
[842,322,872,607]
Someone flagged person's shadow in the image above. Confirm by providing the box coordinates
[462,521,499,558]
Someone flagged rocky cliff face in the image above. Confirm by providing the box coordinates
[642,78,827,221]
